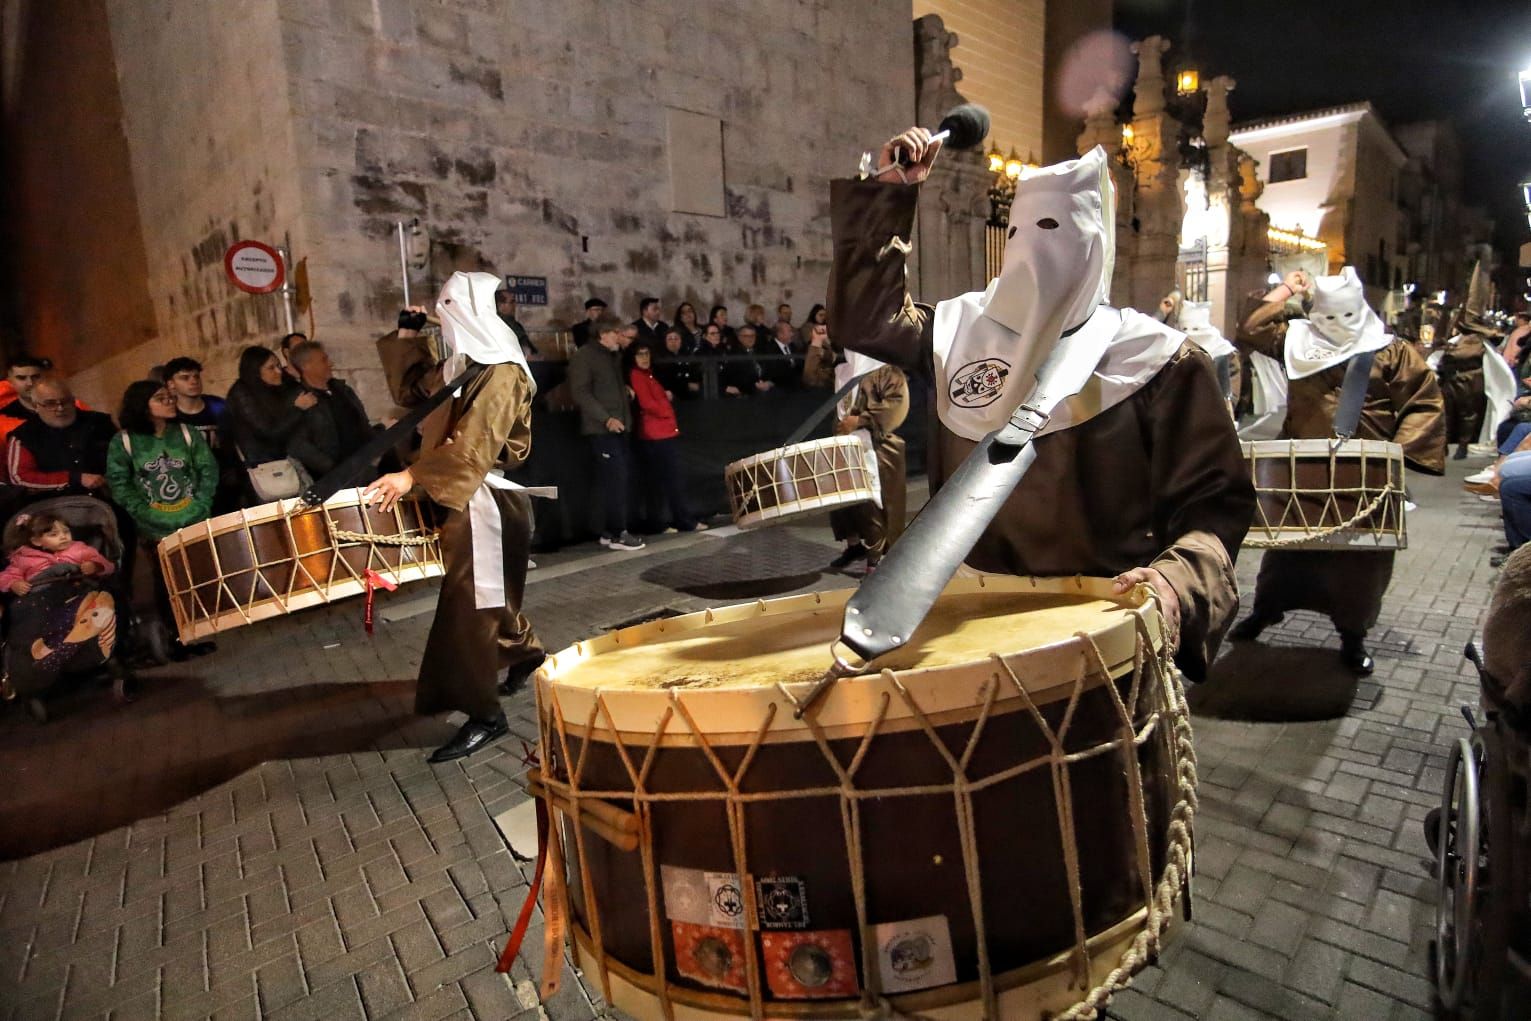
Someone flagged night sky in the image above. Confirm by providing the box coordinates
[1114,0,1531,259]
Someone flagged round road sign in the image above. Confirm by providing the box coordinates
[224,240,285,294]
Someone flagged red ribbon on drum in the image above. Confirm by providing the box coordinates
[363,570,398,635]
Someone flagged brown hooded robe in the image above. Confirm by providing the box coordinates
[828,178,1254,680]
[1236,297,1445,634]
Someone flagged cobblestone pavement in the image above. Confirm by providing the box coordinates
[0,462,1501,1020]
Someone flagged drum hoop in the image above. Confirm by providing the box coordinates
[538,576,1166,740]
[567,905,1161,1020]
[723,435,865,475]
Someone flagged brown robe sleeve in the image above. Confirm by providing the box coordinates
[1141,345,1256,679]
[827,179,934,374]
[1383,341,1447,475]
[802,344,836,388]
[408,363,534,512]
[1234,294,1289,360]
[376,330,442,409]
[850,366,909,438]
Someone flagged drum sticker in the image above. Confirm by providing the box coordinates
[670,920,748,992]
[761,929,858,999]
[870,915,957,994]
[755,876,810,930]
[660,866,747,930]
[707,871,748,930]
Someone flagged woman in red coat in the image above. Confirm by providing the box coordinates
[629,345,707,532]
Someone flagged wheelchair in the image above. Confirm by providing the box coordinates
[1430,640,1531,1019]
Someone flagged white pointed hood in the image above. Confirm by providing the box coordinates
[1283,266,1390,379]
[436,271,535,393]
[1178,300,1235,359]
[930,146,1181,442]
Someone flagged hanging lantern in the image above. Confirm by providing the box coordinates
[987,146,1005,175]
[1121,123,1135,146]
[1004,147,1025,181]
[1176,67,1201,96]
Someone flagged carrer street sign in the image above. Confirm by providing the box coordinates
[504,275,548,307]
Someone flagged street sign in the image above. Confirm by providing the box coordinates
[504,275,548,307]
[224,240,286,294]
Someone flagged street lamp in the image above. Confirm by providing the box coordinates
[1520,67,1531,122]
[1176,67,1201,96]
[1004,147,1025,181]
[986,146,1005,175]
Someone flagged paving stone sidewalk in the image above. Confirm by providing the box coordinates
[0,464,1503,1020]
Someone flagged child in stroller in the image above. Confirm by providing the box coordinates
[0,496,133,722]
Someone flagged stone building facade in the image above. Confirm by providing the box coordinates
[6,0,915,413]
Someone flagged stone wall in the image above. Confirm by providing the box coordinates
[275,0,915,412]
[65,0,310,408]
[12,0,914,416]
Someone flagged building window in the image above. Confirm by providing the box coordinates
[1268,148,1308,184]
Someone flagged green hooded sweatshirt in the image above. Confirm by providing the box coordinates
[106,423,218,540]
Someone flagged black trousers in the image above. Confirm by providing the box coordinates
[588,434,632,537]
[638,438,695,530]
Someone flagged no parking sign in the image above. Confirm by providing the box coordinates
[224,240,286,294]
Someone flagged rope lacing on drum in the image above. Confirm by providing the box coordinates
[1244,484,1397,549]
[329,528,436,546]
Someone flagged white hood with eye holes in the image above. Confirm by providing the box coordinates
[930,146,1183,442]
[1281,266,1391,380]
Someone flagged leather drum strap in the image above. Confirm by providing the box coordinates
[495,798,550,974]
[781,372,866,447]
[1332,349,1378,440]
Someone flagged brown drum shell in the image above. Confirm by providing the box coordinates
[552,672,1172,996]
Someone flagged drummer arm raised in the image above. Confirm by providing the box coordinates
[827,181,934,376]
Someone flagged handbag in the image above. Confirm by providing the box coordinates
[244,454,312,502]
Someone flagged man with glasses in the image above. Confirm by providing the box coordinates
[5,378,117,497]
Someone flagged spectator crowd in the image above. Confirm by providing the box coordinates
[0,291,844,684]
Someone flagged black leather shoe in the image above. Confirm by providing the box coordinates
[1453,443,1468,460]
[498,652,548,696]
[428,713,509,763]
[1230,613,1279,642]
[1339,635,1374,675]
[829,543,868,569]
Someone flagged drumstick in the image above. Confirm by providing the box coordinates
[526,779,639,852]
[527,768,638,832]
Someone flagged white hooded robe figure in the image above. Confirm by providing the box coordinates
[366,271,547,763]
[824,142,1256,680]
[1230,264,1445,672]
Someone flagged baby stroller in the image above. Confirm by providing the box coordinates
[1428,638,1531,1019]
[0,496,132,723]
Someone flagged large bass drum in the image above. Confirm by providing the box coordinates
[157,489,443,643]
[530,575,1195,1020]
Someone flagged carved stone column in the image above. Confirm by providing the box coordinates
[912,15,993,301]
[1122,36,1183,311]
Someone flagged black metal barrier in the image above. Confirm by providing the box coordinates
[507,363,929,550]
